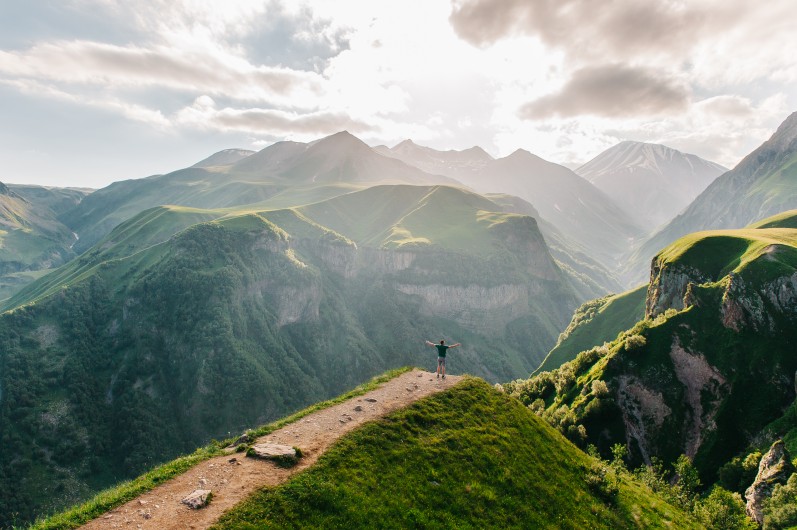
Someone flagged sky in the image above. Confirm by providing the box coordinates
[1,0,796,188]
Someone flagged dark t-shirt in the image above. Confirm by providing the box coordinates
[435,344,450,357]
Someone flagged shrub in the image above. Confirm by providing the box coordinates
[694,487,756,530]
[624,334,647,351]
[610,443,628,472]
[585,463,619,503]
[719,451,762,494]
[590,379,610,397]
[764,473,797,529]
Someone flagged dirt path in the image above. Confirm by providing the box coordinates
[81,369,462,529]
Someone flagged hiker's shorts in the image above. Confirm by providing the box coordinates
[437,356,446,367]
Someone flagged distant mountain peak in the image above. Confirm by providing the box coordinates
[394,139,418,148]
[311,130,370,152]
[768,111,797,148]
[0,181,9,195]
[462,145,492,160]
[192,148,255,168]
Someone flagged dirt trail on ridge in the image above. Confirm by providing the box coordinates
[80,369,463,529]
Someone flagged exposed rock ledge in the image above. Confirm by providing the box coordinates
[745,440,794,525]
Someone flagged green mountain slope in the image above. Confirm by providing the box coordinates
[0,185,587,525]
[504,211,797,491]
[624,112,797,284]
[215,379,696,529]
[536,284,647,373]
[0,182,90,299]
[61,132,458,254]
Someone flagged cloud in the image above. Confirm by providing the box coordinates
[449,0,717,60]
[520,65,689,119]
[0,40,324,107]
[175,97,374,137]
[0,77,171,128]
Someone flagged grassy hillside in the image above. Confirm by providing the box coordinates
[0,183,87,299]
[0,185,588,525]
[536,285,647,373]
[503,212,797,497]
[214,379,697,529]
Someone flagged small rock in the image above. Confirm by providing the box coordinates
[417,373,423,378]
[142,512,152,520]
[199,478,208,486]
[406,387,413,392]
[354,405,363,412]
[365,398,377,403]
[339,419,346,423]
[228,457,238,464]
[138,500,148,505]
[181,489,212,509]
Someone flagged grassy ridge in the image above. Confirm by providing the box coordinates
[536,285,647,373]
[503,210,797,496]
[213,379,696,529]
[24,368,412,530]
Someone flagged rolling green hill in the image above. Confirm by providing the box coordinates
[215,378,697,529]
[0,185,589,525]
[503,210,797,500]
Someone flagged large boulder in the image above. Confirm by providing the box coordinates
[745,440,794,524]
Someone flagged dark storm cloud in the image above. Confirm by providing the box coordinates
[449,0,719,59]
[520,65,689,119]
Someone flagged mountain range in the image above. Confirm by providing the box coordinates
[576,141,727,233]
[5,112,797,528]
[624,112,797,284]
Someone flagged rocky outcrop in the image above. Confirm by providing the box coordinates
[396,283,530,334]
[616,376,671,464]
[359,248,417,274]
[721,268,797,332]
[668,338,726,458]
[646,262,709,318]
[273,283,322,326]
[745,440,794,524]
[766,270,797,311]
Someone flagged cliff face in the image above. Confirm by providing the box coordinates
[645,261,709,318]
[509,215,797,488]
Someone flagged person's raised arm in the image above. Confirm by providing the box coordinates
[450,343,461,348]
[425,340,434,347]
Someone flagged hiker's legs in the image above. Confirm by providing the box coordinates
[439,357,446,378]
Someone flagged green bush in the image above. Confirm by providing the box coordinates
[694,486,756,530]
[764,473,797,529]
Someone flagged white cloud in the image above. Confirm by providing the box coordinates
[1,0,796,187]
[0,39,325,108]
